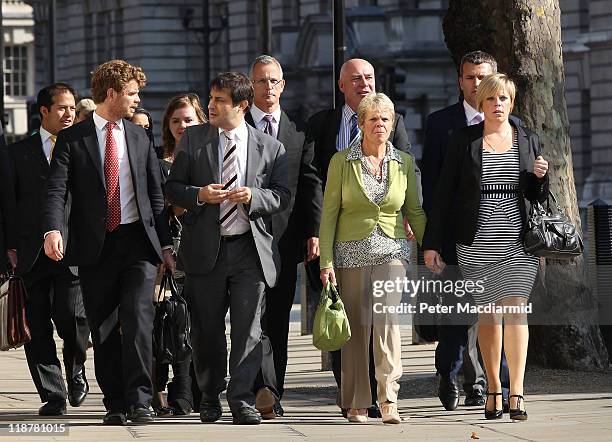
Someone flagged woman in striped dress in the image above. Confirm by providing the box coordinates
[422,74,549,421]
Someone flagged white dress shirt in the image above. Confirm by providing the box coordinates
[217,121,250,236]
[92,112,139,225]
[39,126,55,163]
[463,100,484,126]
[250,104,281,138]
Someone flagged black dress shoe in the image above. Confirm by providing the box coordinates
[200,400,222,423]
[438,378,460,411]
[127,404,155,424]
[273,401,284,417]
[509,394,528,421]
[367,404,382,418]
[464,390,485,406]
[484,392,503,420]
[232,406,261,425]
[103,410,127,426]
[67,372,89,407]
[169,398,192,416]
[39,400,67,416]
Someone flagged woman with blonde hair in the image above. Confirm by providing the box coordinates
[423,73,549,421]
[319,92,426,424]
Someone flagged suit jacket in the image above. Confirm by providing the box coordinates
[43,117,171,265]
[422,119,549,253]
[165,122,291,287]
[3,133,76,275]
[246,109,322,263]
[304,106,421,196]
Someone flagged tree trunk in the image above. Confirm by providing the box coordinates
[443,0,608,370]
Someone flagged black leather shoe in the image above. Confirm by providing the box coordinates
[509,394,528,421]
[464,390,485,406]
[438,378,460,411]
[200,400,222,423]
[273,401,284,417]
[169,398,192,416]
[39,400,67,416]
[367,404,382,418]
[103,410,127,426]
[127,404,155,424]
[484,392,503,420]
[232,406,261,425]
[67,372,89,407]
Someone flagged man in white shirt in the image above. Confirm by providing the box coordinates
[166,72,290,425]
[42,61,174,426]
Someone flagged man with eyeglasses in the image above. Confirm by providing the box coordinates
[246,55,322,419]
[304,58,422,418]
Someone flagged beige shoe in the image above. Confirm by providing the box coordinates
[347,408,367,423]
[255,387,277,419]
[381,402,401,424]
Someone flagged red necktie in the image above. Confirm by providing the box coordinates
[104,122,121,231]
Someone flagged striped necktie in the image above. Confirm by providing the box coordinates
[349,113,359,142]
[219,131,238,232]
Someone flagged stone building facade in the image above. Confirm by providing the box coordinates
[16,0,612,203]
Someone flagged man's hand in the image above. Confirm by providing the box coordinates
[6,250,18,270]
[227,186,251,204]
[158,249,176,275]
[403,218,415,241]
[306,237,320,262]
[320,267,337,286]
[44,232,64,261]
[423,249,445,275]
[198,184,228,204]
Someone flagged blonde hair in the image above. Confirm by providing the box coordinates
[357,92,395,127]
[476,73,516,112]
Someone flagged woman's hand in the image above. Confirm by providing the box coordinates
[403,218,415,241]
[320,267,337,286]
[424,250,445,275]
[534,155,548,178]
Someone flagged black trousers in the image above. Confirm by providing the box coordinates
[79,223,158,411]
[23,255,89,403]
[254,259,298,400]
[155,359,193,406]
[186,234,266,413]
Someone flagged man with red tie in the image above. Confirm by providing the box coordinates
[43,60,174,426]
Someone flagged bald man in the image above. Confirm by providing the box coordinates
[304,58,422,418]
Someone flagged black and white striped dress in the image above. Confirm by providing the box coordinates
[456,130,538,306]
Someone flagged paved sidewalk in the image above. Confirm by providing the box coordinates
[0,314,611,441]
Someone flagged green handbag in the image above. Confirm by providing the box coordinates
[312,281,351,351]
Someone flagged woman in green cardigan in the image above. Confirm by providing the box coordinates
[319,93,426,424]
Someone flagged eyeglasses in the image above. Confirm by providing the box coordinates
[253,78,283,88]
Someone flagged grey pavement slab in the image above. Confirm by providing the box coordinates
[0,310,610,441]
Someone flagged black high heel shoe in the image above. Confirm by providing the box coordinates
[484,392,503,420]
[509,394,528,421]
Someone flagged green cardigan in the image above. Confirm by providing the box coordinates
[319,146,426,270]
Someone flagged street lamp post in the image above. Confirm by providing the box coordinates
[332,0,346,109]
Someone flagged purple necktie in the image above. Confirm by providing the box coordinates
[263,114,277,138]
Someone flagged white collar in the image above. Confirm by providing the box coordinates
[251,104,281,125]
[217,120,249,142]
[92,111,124,132]
[39,126,54,144]
[462,100,482,124]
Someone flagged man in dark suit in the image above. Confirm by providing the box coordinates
[2,83,90,416]
[305,58,422,417]
[42,60,174,426]
[246,55,322,418]
[421,50,509,411]
[166,72,290,425]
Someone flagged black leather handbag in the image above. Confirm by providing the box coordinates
[153,272,192,364]
[523,191,583,259]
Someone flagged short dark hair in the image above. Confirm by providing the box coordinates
[37,82,77,115]
[459,51,498,75]
[130,107,154,144]
[210,72,253,109]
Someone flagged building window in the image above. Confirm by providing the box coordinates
[4,45,28,98]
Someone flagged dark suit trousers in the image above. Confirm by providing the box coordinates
[79,222,158,411]
[255,260,298,400]
[185,234,266,413]
[23,255,89,403]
